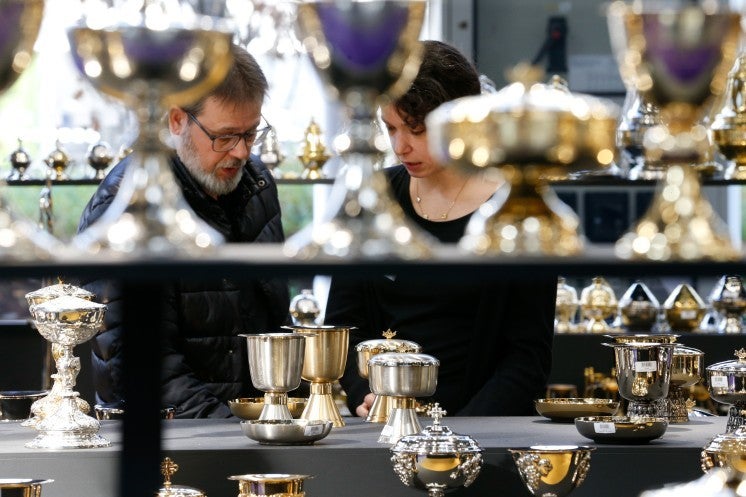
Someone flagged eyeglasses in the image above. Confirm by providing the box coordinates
[186,112,272,153]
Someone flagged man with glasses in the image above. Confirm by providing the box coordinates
[77,44,289,418]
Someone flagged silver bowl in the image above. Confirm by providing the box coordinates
[574,416,668,444]
[240,419,333,445]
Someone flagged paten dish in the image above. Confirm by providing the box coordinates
[240,419,332,445]
[574,416,667,444]
[228,397,307,420]
[535,398,620,422]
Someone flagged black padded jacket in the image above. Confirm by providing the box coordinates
[77,155,290,418]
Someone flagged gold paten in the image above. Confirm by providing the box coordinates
[298,118,330,180]
[608,1,741,261]
[555,277,578,334]
[664,284,706,332]
[579,277,618,334]
[508,445,594,497]
[427,69,618,256]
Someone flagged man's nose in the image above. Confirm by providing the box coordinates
[228,138,252,160]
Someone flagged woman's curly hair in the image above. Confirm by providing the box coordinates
[395,40,482,129]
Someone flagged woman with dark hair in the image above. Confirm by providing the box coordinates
[326,40,557,417]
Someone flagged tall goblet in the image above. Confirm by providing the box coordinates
[68,4,232,256]
[508,445,595,497]
[284,0,434,260]
[608,0,742,261]
[243,333,306,422]
[285,324,350,428]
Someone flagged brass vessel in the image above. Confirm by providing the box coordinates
[664,284,706,332]
[298,118,330,180]
[579,277,618,334]
[618,281,659,332]
[228,474,311,497]
[509,445,594,497]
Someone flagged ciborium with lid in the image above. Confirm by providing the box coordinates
[555,277,578,334]
[390,404,483,497]
[579,277,618,334]
[710,275,746,334]
[707,349,746,432]
[156,457,205,497]
[664,283,706,332]
[618,281,659,332]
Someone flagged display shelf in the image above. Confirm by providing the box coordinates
[4,179,101,186]
[0,416,724,497]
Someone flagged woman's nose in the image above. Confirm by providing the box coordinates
[392,134,410,156]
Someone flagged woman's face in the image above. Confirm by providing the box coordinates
[381,104,441,178]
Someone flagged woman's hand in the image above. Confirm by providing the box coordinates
[355,393,376,417]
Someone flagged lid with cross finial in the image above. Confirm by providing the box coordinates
[707,349,746,374]
[156,457,206,497]
[356,329,422,355]
[390,402,482,456]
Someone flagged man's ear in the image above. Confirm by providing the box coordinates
[168,107,186,135]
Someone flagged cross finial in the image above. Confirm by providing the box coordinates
[427,403,446,427]
[161,457,179,487]
[382,329,397,340]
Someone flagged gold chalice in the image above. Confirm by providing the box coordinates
[284,0,434,260]
[427,70,618,256]
[579,277,618,334]
[69,4,231,256]
[608,0,742,261]
[285,324,351,427]
[509,445,595,497]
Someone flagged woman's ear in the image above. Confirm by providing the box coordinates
[168,107,186,135]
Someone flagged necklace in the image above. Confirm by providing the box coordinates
[414,177,469,221]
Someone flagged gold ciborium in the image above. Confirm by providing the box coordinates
[284,0,434,260]
[710,275,746,334]
[243,333,306,422]
[26,295,109,449]
[608,0,741,261]
[427,70,618,256]
[257,127,285,179]
[69,4,231,256]
[579,277,618,334]
[664,283,706,332]
[298,118,330,180]
[43,140,71,181]
[285,324,351,427]
[555,277,579,334]
[356,329,421,423]
[228,474,311,497]
[618,281,660,332]
[508,445,595,497]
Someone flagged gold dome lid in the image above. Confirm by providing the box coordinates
[356,329,421,354]
[26,283,95,307]
[156,458,205,497]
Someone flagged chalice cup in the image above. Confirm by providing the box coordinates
[508,445,595,497]
[608,0,742,261]
[284,0,434,260]
[26,295,109,449]
[68,7,231,256]
[285,324,350,428]
[604,341,675,419]
[664,345,703,423]
[426,71,619,256]
[710,275,746,334]
[0,0,62,260]
[368,352,439,444]
[356,330,421,423]
[243,333,306,422]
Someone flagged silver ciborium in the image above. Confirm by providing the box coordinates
[368,352,439,444]
[390,404,483,497]
[710,276,746,334]
[608,0,741,261]
[664,344,703,423]
[284,0,434,260]
[243,333,306,422]
[603,341,675,418]
[618,88,664,180]
[356,329,421,423]
[68,4,231,256]
[555,277,579,334]
[508,445,594,497]
[8,138,31,181]
[284,324,351,428]
[26,295,109,449]
[289,289,321,326]
[707,349,746,432]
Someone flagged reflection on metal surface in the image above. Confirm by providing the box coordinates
[227,473,311,497]
[509,445,594,497]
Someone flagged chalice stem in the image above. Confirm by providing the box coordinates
[302,382,345,427]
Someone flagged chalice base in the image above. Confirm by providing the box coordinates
[627,399,666,419]
[25,396,109,449]
[366,394,392,423]
[460,181,583,256]
[662,387,690,424]
[615,165,739,261]
[378,405,421,445]
[301,382,345,428]
[259,392,293,422]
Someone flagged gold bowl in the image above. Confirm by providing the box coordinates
[228,397,307,420]
[574,416,667,444]
[535,398,619,423]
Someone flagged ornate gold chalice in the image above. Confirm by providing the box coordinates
[227,474,311,497]
[390,404,483,497]
[68,2,231,256]
[368,352,439,444]
[555,277,579,334]
[664,283,706,332]
[243,333,306,422]
[710,275,746,334]
[508,445,595,497]
[284,0,434,260]
[285,324,350,427]
[707,349,746,433]
[356,329,421,423]
[427,70,619,256]
[579,277,618,334]
[26,295,109,449]
[608,0,742,261]
[618,281,660,332]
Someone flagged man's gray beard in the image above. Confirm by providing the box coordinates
[177,131,244,198]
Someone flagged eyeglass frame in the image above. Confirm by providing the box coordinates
[185,111,272,153]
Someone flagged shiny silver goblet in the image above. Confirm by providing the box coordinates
[243,333,306,421]
[509,445,594,497]
[664,344,703,424]
[284,0,434,260]
[68,8,232,256]
[707,349,746,433]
